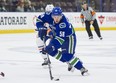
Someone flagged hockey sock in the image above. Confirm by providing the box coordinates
[69,57,83,70]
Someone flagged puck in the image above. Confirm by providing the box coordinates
[0,72,5,77]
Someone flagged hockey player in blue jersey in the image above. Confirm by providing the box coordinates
[42,7,88,75]
[36,4,54,41]
[36,4,75,72]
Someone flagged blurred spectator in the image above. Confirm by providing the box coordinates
[12,0,19,12]
[90,0,95,10]
[75,0,82,12]
[0,0,7,12]
[16,0,25,12]
[0,0,115,12]
[24,0,35,12]
[76,3,81,12]
[102,0,110,12]
[110,0,116,12]
[35,1,45,12]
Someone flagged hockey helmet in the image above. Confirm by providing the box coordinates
[45,4,54,12]
[52,7,62,16]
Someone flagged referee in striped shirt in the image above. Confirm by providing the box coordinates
[80,1,103,40]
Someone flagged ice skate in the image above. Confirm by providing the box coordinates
[42,58,51,66]
[99,37,103,40]
[80,67,89,76]
[68,63,75,72]
[89,36,93,39]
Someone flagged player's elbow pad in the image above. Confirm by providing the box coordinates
[36,22,43,29]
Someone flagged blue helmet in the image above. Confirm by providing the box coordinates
[52,7,62,16]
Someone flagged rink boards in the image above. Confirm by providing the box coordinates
[0,12,116,34]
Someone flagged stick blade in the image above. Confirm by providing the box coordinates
[52,77,60,81]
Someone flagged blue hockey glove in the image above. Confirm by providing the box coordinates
[38,27,47,40]
[42,44,55,54]
[45,45,55,53]
[48,30,54,39]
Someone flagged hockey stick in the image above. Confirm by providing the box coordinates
[43,36,59,81]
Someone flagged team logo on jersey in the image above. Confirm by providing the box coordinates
[98,15,105,24]
[59,23,66,28]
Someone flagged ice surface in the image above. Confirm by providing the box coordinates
[0,31,116,83]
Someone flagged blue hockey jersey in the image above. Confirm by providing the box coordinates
[50,14,75,49]
[52,14,75,38]
[36,12,53,28]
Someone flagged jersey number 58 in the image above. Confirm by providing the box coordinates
[59,31,65,37]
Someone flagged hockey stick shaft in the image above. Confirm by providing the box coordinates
[47,53,53,80]
[43,36,53,80]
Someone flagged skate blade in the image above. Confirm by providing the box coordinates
[42,65,52,69]
[82,72,90,76]
[70,67,75,72]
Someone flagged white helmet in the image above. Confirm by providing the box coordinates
[45,4,54,12]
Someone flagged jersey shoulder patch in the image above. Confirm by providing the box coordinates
[36,18,43,22]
